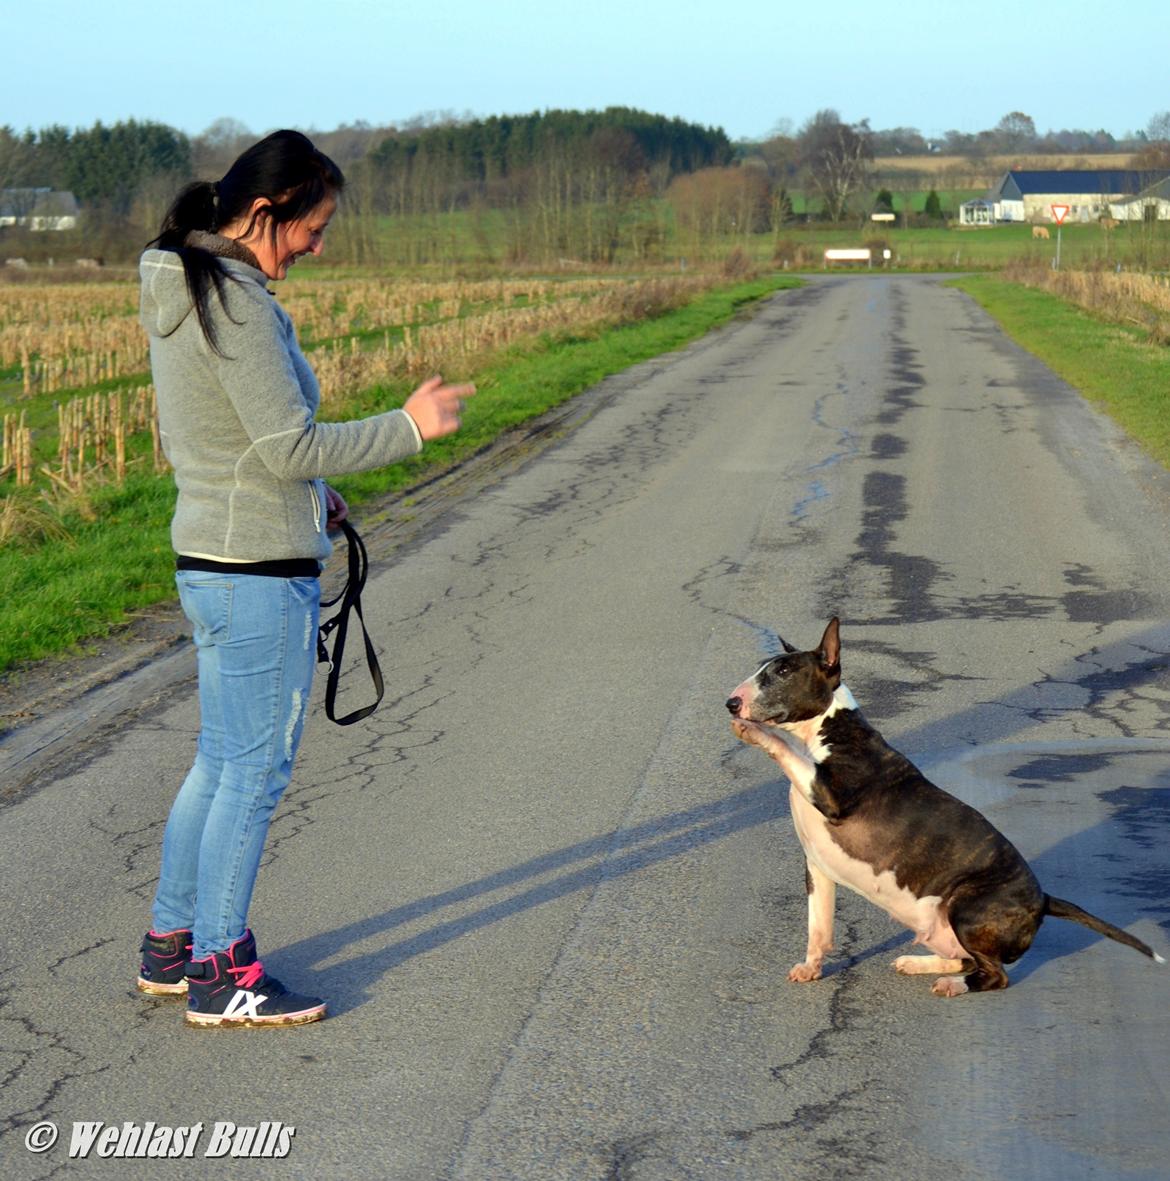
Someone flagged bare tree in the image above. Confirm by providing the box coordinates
[799,110,874,222]
[992,111,1037,154]
[1133,111,1170,169]
[320,155,384,266]
[312,122,390,167]
[192,118,254,176]
[757,128,799,186]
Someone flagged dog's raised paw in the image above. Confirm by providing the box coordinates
[731,717,765,745]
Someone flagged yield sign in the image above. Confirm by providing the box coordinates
[1051,203,1070,224]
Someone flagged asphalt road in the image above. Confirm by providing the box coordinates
[2,275,1168,1180]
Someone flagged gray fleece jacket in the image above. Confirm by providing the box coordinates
[139,234,422,563]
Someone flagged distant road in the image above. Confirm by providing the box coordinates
[3,275,1168,1180]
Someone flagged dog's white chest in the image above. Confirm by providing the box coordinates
[788,786,960,952]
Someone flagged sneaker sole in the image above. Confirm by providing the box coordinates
[184,1004,326,1028]
[137,977,188,996]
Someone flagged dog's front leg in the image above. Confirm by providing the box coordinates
[790,859,835,982]
[732,719,835,979]
[730,718,818,802]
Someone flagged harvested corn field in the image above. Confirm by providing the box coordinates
[0,269,728,502]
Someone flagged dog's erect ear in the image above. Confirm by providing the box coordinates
[818,617,841,671]
[779,636,798,654]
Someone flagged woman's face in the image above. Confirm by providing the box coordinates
[248,192,338,281]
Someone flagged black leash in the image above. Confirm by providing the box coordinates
[316,519,384,725]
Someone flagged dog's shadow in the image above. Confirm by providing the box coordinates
[1003,788,1170,986]
[820,932,915,978]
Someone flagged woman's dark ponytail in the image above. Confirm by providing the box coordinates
[149,180,233,351]
[148,131,344,354]
[155,180,220,246]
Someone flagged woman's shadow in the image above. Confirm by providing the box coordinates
[279,782,788,1015]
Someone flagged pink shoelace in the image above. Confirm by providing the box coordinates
[229,959,265,990]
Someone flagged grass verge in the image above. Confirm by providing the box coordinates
[0,273,797,676]
[951,275,1170,469]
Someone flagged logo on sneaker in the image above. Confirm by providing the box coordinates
[222,990,269,1020]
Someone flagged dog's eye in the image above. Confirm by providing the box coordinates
[760,663,789,687]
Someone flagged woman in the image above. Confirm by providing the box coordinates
[135,130,473,1027]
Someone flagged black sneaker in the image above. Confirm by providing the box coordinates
[137,929,192,996]
[184,930,326,1028]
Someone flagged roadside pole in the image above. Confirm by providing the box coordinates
[1051,203,1070,268]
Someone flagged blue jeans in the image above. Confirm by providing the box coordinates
[152,572,320,958]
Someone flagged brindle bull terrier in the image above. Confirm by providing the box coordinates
[726,618,1164,996]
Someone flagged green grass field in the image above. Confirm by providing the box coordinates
[786,188,984,218]
[297,201,1170,271]
[778,220,1170,271]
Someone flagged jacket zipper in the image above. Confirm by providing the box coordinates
[309,482,322,533]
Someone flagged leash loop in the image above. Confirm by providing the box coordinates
[316,520,384,725]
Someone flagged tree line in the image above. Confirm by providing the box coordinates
[862,112,1153,159]
[370,108,732,194]
[352,108,735,262]
[0,120,190,214]
[0,109,733,262]
[2,107,1168,265]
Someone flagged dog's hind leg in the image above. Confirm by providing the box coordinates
[932,918,1012,997]
[932,948,1009,997]
[932,973,971,997]
[934,891,1039,996]
[789,861,835,983]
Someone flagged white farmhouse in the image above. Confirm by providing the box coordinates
[0,188,80,231]
[960,169,1170,225]
[1111,176,1170,222]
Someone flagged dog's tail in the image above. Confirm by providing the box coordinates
[1044,895,1165,962]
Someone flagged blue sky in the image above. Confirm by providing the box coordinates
[2,0,1167,143]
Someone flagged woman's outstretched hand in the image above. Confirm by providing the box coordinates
[403,375,476,441]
